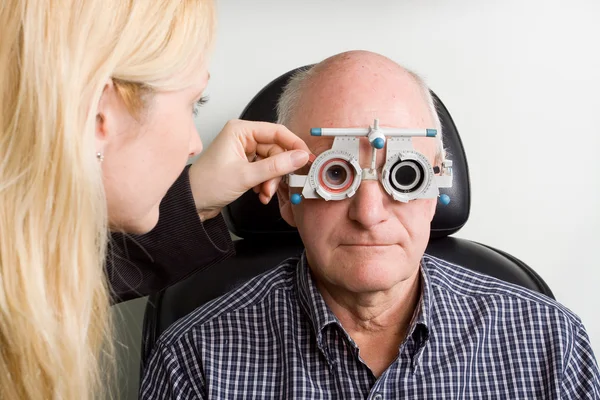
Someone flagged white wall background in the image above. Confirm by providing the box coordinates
[197,0,600,355]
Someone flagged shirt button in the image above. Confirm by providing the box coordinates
[373,394,383,400]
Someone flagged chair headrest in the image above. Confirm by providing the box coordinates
[223,65,471,240]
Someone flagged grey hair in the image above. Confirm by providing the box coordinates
[276,66,315,127]
[276,65,447,166]
[406,69,447,166]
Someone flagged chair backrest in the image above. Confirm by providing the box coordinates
[141,65,554,368]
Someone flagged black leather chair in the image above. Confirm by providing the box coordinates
[141,65,554,369]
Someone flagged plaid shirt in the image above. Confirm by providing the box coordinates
[140,253,600,399]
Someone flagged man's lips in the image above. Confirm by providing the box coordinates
[339,243,396,247]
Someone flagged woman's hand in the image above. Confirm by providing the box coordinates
[188,119,311,221]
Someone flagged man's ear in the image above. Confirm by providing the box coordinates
[276,178,297,227]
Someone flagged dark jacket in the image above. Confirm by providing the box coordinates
[106,165,234,304]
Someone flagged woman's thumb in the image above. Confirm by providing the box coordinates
[248,150,309,187]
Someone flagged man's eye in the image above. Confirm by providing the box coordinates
[326,165,347,185]
[193,95,209,116]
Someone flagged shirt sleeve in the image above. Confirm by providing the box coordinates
[106,165,235,303]
[561,321,600,398]
[139,341,205,400]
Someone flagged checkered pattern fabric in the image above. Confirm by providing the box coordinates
[140,253,600,399]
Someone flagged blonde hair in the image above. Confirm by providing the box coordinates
[0,0,215,398]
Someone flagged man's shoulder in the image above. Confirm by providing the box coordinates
[423,253,582,326]
[154,256,300,349]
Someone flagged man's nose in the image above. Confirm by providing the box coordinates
[347,180,390,229]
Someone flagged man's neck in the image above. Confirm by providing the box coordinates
[315,267,422,377]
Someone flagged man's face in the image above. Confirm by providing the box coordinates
[279,63,438,294]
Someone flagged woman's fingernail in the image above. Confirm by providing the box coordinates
[291,151,309,168]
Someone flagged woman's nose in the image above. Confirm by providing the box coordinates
[189,131,203,157]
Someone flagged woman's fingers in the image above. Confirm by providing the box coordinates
[255,143,285,158]
[248,181,279,204]
[257,177,281,203]
[191,120,311,211]
[232,120,311,153]
[243,150,308,190]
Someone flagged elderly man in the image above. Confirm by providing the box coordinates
[140,51,599,399]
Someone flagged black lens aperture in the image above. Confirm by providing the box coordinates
[389,160,424,193]
[395,165,417,187]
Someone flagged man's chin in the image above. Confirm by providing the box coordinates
[336,244,405,263]
[331,247,416,290]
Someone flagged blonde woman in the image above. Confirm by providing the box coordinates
[0,0,310,398]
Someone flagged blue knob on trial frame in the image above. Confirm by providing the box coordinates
[291,193,303,205]
[371,137,385,149]
[439,194,450,205]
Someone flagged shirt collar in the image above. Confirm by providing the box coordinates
[408,258,434,354]
[296,252,340,340]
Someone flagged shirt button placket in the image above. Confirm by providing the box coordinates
[373,393,383,400]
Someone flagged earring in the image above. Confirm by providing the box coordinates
[96,152,104,162]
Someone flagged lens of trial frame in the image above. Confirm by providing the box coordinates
[395,164,417,187]
[390,160,424,193]
[326,165,347,186]
[319,159,354,192]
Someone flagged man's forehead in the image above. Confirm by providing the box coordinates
[290,72,435,156]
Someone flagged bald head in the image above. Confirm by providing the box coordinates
[277,50,444,164]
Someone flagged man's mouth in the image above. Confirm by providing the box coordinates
[340,243,395,247]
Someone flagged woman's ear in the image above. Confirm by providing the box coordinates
[95,79,115,144]
[276,178,297,227]
[95,79,139,155]
[96,78,139,148]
